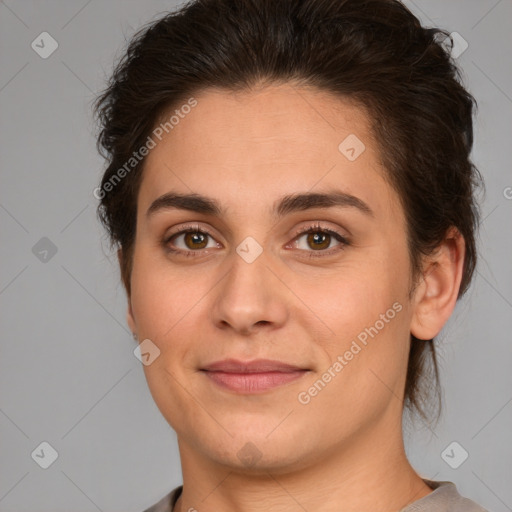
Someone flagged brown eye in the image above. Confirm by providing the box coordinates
[166,228,219,254]
[290,225,349,258]
[182,231,209,250]
[306,231,331,250]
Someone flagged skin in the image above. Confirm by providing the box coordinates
[124,83,465,512]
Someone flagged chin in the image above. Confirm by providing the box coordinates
[192,420,318,475]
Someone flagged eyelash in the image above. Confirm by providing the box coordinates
[163,222,349,259]
[292,223,349,258]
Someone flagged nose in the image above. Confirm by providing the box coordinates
[210,249,289,336]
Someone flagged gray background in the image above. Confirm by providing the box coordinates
[0,1,511,511]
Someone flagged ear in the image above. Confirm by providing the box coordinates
[118,248,137,335]
[410,227,466,340]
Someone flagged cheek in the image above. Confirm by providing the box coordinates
[297,263,405,344]
[297,303,410,435]
[128,249,202,337]
[297,255,411,393]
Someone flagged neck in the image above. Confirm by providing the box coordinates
[173,411,432,512]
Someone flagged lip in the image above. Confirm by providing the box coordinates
[202,358,307,373]
[201,358,309,393]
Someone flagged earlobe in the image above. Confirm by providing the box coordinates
[117,248,137,335]
[410,228,466,340]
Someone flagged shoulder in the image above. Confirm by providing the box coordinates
[402,479,490,512]
[141,480,490,512]
[141,486,183,512]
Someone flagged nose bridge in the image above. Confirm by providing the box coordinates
[211,241,288,333]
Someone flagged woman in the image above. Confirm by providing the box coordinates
[94,0,487,510]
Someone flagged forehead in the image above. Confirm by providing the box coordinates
[149,83,374,166]
[138,83,400,221]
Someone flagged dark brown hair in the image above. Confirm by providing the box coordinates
[94,0,481,426]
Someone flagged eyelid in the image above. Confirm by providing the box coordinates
[292,222,349,240]
[163,221,350,257]
[163,222,221,251]
[163,221,221,241]
[286,222,349,256]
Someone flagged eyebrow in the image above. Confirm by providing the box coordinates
[146,190,373,219]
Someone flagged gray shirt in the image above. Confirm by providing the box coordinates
[142,478,489,512]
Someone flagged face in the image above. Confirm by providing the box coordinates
[127,83,417,472]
